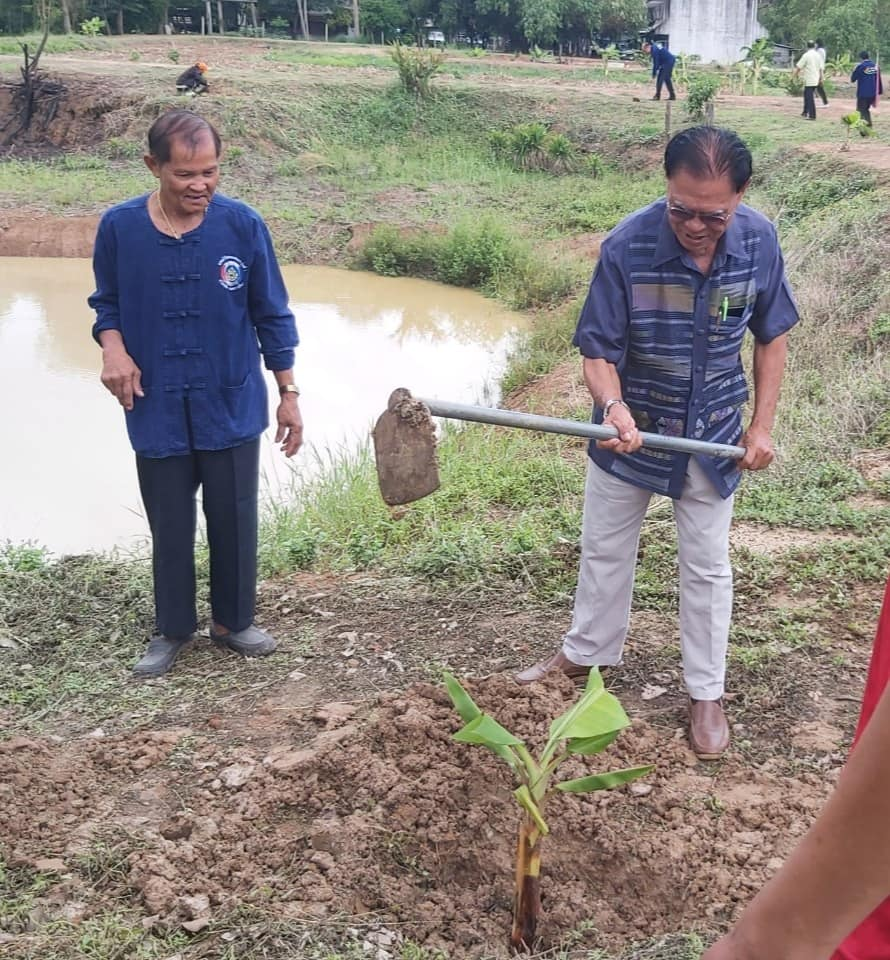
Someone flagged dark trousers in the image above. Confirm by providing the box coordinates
[802,86,817,119]
[857,96,874,126]
[816,82,828,105]
[655,66,675,100]
[136,438,260,638]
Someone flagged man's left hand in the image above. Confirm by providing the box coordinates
[739,423,774,471]
[276,398,304,458]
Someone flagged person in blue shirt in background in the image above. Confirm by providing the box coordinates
[851,51,883,126]
[89,109,303,678]
[643,40,676,101]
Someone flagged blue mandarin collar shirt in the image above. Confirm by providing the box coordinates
[574,198,799,499]
[89,193,298,459]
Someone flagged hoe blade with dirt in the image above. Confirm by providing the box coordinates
[373,388,746,506]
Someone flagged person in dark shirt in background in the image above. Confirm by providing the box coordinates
[851,51,883,126]
[176,61,209,94]
[643,40,676,101]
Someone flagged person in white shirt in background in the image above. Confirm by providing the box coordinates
[794,41,823,119]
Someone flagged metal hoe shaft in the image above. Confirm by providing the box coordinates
[418,398,746,460]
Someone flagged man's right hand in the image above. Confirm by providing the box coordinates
[597,402,642,455]
[101,346,144,411]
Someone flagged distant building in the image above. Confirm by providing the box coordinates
[770,43,794,68]
[646,0,765,64]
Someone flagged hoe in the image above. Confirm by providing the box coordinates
[373,387,745,506]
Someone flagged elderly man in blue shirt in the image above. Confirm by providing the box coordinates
[517,126,799,760]
[89,110,302,678]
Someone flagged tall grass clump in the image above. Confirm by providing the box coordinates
[358,218,581,309]
[489,122,581,173]
[389,43,446,100]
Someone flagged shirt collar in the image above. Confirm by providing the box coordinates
[651,199,750,268]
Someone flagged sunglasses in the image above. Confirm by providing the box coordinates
[667,202,731,227]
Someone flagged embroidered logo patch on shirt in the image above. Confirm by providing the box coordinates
[218,256,247,291]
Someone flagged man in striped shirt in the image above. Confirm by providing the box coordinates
[516,126,799,760]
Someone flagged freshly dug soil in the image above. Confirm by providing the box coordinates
[1,672,833,956]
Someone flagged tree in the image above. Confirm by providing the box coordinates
[597,0,645,38]
[518,0,561,47]
[739,36,773,94]
[295,0,309,38]
[812,0,878,59]
[360,0,408,39]
[759,0,887,59]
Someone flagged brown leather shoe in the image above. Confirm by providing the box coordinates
[689,698,730,760]
[515,650,592,685]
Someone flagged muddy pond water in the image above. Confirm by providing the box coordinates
[0,258,525,555]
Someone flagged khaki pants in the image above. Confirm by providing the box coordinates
[562,458,734,700]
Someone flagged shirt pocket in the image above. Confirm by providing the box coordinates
[709,280,755,361]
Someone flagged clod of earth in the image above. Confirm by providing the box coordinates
[372,387,440,506]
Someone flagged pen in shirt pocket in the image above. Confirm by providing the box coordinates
[717,295,729,330]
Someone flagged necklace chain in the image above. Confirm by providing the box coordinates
[155,190,207,240]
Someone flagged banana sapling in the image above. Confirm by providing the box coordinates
[444,669,653,952]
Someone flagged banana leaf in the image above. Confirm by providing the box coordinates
[556,764,654,793]
[543,671,630,758]
[453,713,523,748]
[445,673,523,772]
[443,670,482,723]
[565,728,623,756]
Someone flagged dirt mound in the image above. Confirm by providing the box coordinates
[0,75,142,157]
[0,673,831,956]
[0,213,98,257]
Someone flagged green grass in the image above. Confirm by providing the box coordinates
[0,33,108,55]
[0,544,319,733]
[260,426,584,600]
[0,157,150,208]
[357,216,582,307]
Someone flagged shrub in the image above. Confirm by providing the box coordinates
[785,73,804,97]
[489,122,582,174]
[359,219,579,308]
[168,48,180,63]
[510,121,549,169]
[360,225,442,278]
[389,43,446,100]
[545,133,577,173]
[79,16,104,35]
[686,73,722,121]
[488,129,511,163]
[436,218,517,288]
[584,152,604,177]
